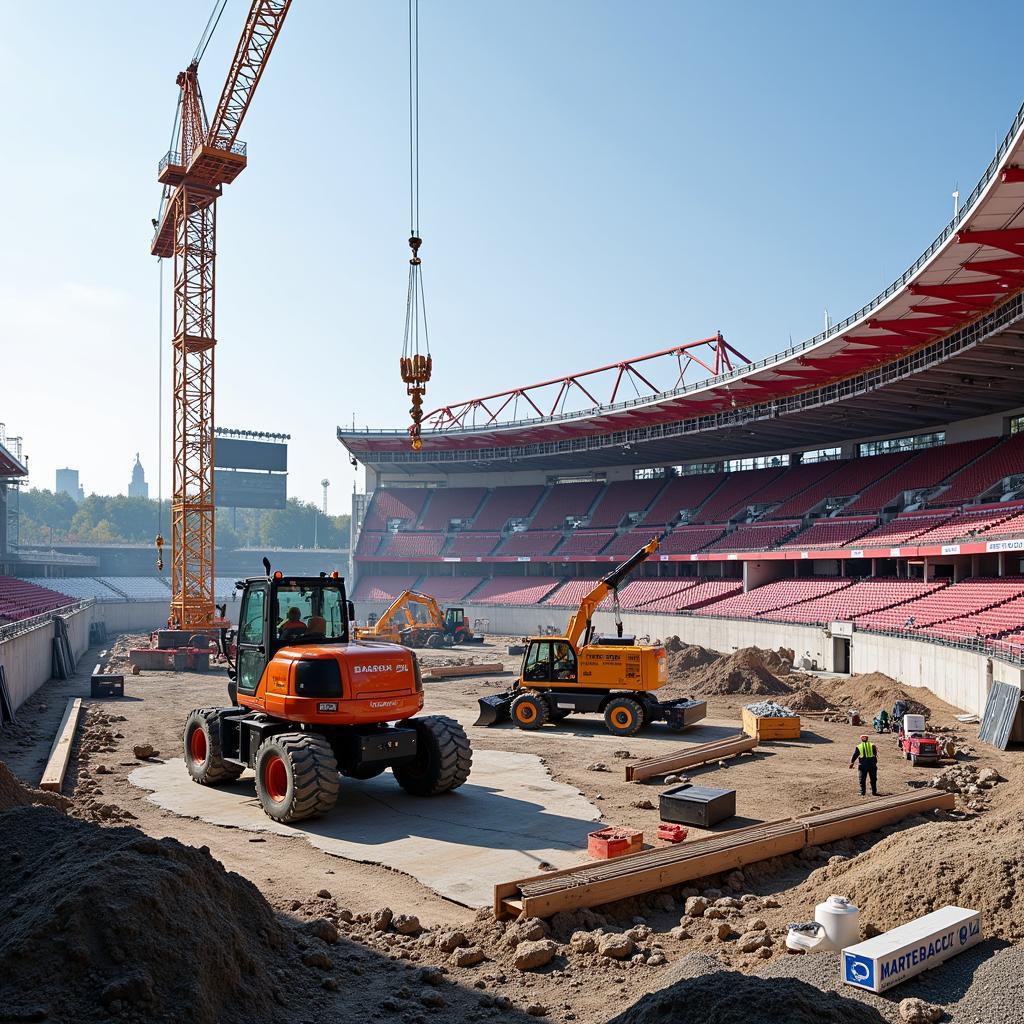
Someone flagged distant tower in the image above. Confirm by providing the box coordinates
[56,468,84,503]
[321,478,331,514]
[128,453,149,499]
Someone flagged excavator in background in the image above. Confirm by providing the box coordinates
[356,590,482,648]
[475,538,706,736]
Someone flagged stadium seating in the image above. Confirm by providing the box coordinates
[98,577,172,600]
[974,507,1024,538]
[545,578,600,607]
[844,439,994,513]
[764,578,943,625]
[751,461,846,515]
[356,531,385,556]
[658,525,727,554]
[705,520,802,551]
[445,533,501,556]
[554,530,615,556]
[602,528,676,557]
[0,577,74,621]
[921,589,1024,640]
[700,577,852,618]
[780,517,877,549]
[854,513,952,547]
[909,504,1024,545]
[644,474,724,525]
[471,578,562,605]
[22,577,123,602]
[362,488,430,531]
[657,578,742,611]
[351,575,419,602]
[528,482,604,529]
[693,468,785,523]
[377,533,445,557]
[470,485,546,530]
[413,576,485,602]
[417,487,487,531]
[586,480,665,528]
[615,579,701,610]
[856,576,1024,632]
[929,432,1024,506]
[770,452,910,518]
[495,531,563,556]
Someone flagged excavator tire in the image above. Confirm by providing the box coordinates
[426,632,445,649]
[254,732,339,823]
[604,696,644,737]
[394,715,473,796]
[183,708,244,785]
[511,692,550,731]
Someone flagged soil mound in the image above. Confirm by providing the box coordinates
[785,688,832,711]
[664,639,720,674]
[815,672,931,718]
[0,806,316,1024]
[0,760,70,812]
[680,647,794,696]
[609,966,886,1023]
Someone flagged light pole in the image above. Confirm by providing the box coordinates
[321,478,330,514]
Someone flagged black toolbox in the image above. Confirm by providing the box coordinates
[659,783,736,827]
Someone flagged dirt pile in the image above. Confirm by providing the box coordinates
[815,672,931,718]
[679,647,794,696]
[785,688,832,711]
[664,638,720,675]
[0,806,324,1024]
[609,961,886,1023]
[0,760,70,812]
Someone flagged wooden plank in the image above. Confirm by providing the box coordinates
[40,697,82,792]
[422,662,504,679]
[626,734,755,782]
[801,791,954,845]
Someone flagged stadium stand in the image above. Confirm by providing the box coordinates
[528,482,603,529]
[495,531,563,556]
[555,530,615,556]
[362,488,430,531]
[98,577,172,600]
[378,533,445,557]
[472,578,562,605]
[910,504,1024,545]
[974,507,1024,537]
[844,438,994,513]
[764,578,943,625]
[856,576,1024,632]
[601,528,676,557]
[921,588,1024,640]
[417,487,487,530]
[356,531,385,556]
[657,525,727,554]
[351,575,419,602]
[413,576,485,602]
[705,520,802,551]
[545,578,600,607]
[659,578,742,611]
[586,479,665,528]
[470,485,546,530]
[780,516,877,549]
[928,432,1024,506]
[693,468,785,523]
[769,452,912,518]
[749,461,845,515]
[700,577,852,618]
[643,474,724,525]
[854,512,952,547]
[445,533,501,556]
[615,579,700,610]
[21,577,122,602]
[0,577,72,621]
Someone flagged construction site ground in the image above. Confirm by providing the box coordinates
[2,634,1022,1024]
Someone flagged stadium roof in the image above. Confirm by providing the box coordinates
[340,99,1024,475]
[0,440,27,480]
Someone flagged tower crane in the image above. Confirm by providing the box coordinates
[151,1,292,629]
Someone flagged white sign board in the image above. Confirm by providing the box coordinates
[842,906,981,993]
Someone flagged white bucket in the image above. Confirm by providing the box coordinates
[787,896,860,954]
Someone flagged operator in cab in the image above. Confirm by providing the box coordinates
[279,606,307,639]
[848,734,879,796]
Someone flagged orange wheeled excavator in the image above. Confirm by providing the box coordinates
[183,562,472,823]
[475,539,706,736]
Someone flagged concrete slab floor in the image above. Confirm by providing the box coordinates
[130,748,601,908]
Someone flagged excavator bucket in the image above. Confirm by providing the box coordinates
[474,691,514,727]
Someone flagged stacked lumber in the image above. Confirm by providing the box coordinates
[625,733,756,782]
[421,663,504,680]
[493,789,955,919]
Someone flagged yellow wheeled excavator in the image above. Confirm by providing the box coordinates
[356,590,480,649]
[475,538,706,736]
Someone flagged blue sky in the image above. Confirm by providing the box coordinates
[2,1,1022,508]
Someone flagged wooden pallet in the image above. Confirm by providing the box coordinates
[625,733,756,782]
[493,789,954,919]
[40,697,83,792]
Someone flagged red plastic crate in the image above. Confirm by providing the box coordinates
[657,823,689,844]
[588,826,643,859]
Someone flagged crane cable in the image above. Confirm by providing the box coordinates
[400,0,432,451]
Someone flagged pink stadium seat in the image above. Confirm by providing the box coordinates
[700,578,852,618]
[658,525,727,554]
[445,533,501,556]
[694,468,785,523]
[555,530,615,556]
[602,528,674,557]
[615,579,702,610]
[545,579,601,607]
[854,513,952,547]
[587,480,665,528]
[919,587,1024,640]
[351,575,419,602]
[764,578,943,625]
[752,461,847,516]
[529,482,604,529]
[771,452,911,517]
[378,533,445,557]
[910,504,1024,545]
[704,520,801,551]
[0,577,72,621]
[361,488,430,531]
[412,577,485,602]
[857,576,1024,632]
[495,531,563,556]
[417,488,487,531]
[974,507,1024,538]
[780,517,877,549]
[472,578,562,605]
[471,486,546,530]
[644,474,724,525]
[355,531,385,556]
[929,433,1024,506]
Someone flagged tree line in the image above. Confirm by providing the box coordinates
[15,489,351,550]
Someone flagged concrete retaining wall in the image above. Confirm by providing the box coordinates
[359,600,1012,716]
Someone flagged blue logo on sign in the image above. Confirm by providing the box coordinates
[959,926,968,945]
[845,954,874,987]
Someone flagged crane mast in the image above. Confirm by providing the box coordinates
[151,1,292,629]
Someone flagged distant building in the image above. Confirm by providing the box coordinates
[55,468,84,503]
[128,453,149,499]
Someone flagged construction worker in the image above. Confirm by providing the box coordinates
[849,734,879,796]
[279,606,306,638]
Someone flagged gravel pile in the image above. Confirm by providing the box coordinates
[744,700,798,717]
